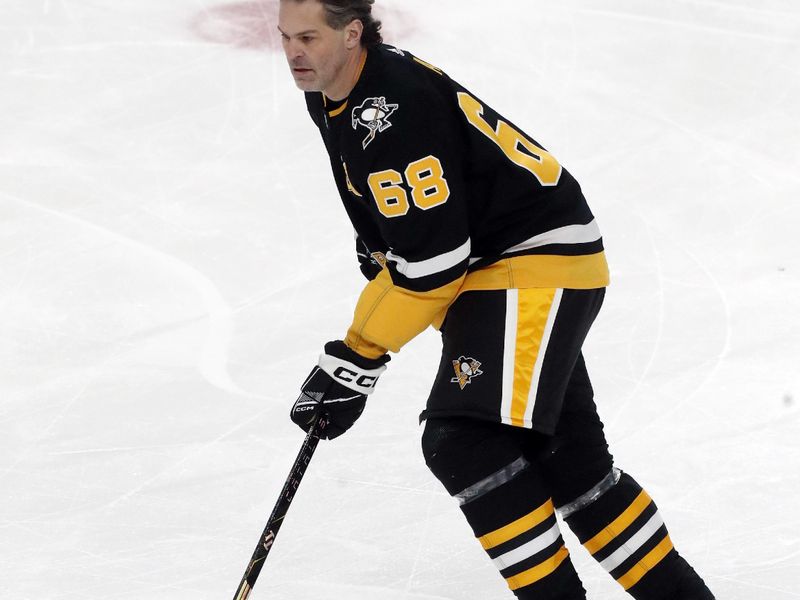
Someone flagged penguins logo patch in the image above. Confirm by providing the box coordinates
[352,97,399,149]
[451,356,484,390]
[370,251,387,268]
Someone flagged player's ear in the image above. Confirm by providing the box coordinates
[344,18,363,49]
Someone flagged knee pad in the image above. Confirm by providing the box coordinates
[537,436,614,508]
[421,417,523,497]
[528,399,614,508]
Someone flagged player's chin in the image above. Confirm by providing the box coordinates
[292,73,319,91]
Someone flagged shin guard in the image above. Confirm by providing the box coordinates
[423,418,586,599]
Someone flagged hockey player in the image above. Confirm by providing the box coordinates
[279,1,715,598]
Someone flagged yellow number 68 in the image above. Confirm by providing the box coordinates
[368,155,451,219]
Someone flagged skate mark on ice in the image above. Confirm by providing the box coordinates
[0,189,260,400]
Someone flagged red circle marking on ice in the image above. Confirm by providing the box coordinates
[189,1,416,51]
[190,2,280,50]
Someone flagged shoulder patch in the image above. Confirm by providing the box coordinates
[352,97,399,149]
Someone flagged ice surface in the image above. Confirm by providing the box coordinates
[1,1,799,598]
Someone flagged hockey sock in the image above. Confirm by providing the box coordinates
[562,470,714,600]
[423,418,586,600]
[459,466,584,599]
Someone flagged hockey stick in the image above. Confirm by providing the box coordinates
[231,414,328,600]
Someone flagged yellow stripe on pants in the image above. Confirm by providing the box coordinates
[510,288,558,427]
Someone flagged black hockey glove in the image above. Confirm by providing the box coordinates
[290,341,389,440]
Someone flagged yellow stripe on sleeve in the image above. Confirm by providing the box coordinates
[583,490,652,555]
[479,499,554,550]
[345,269,464,358]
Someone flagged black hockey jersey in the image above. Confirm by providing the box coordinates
[305,45,609,359]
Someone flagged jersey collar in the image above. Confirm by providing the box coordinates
[322,49,369,119]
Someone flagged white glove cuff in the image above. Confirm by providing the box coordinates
[318,353,387,395]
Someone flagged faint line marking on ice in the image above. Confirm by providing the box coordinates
[315,475,444,496]
[615,224,732,442]
[405,491,437,594]
[711,575,800,598]
[576,7,800,45]
[608,213,666,431]
[294,580,453,600]
[0,343,133,486]
[0,238,35,315]
[659,239,732,408]
[0,190,261,400]
[103,404,275,509]
[48,443,205,456]
[673,0,800,22]
[188,1,418,51]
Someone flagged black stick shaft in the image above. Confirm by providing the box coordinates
[231,416,327,600]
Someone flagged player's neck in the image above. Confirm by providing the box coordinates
[323,46,367,102]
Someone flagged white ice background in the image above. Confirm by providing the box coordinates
[2,0,799,598]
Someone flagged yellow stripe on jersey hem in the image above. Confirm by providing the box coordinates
[583,490,652,555]
[468,252,610,291]
[506,545,570,591]
[479,499,555,550]
[617,535,674,590]
[429,252,609,330]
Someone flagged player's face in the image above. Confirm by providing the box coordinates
[278,0,351,96]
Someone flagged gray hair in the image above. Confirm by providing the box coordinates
[287,0,383,47]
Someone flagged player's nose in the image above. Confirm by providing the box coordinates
[283,39,304,60]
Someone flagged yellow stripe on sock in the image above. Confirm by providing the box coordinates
[506,545,570,591]
[583,490,652,555]
[479,500,555,550]
[617,534,674,590]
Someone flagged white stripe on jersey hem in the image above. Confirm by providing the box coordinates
[386,238,470,279]
[505,219,601,255]
[468,220,602,264]
[598,511,665,572]
[492,522,562,570]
